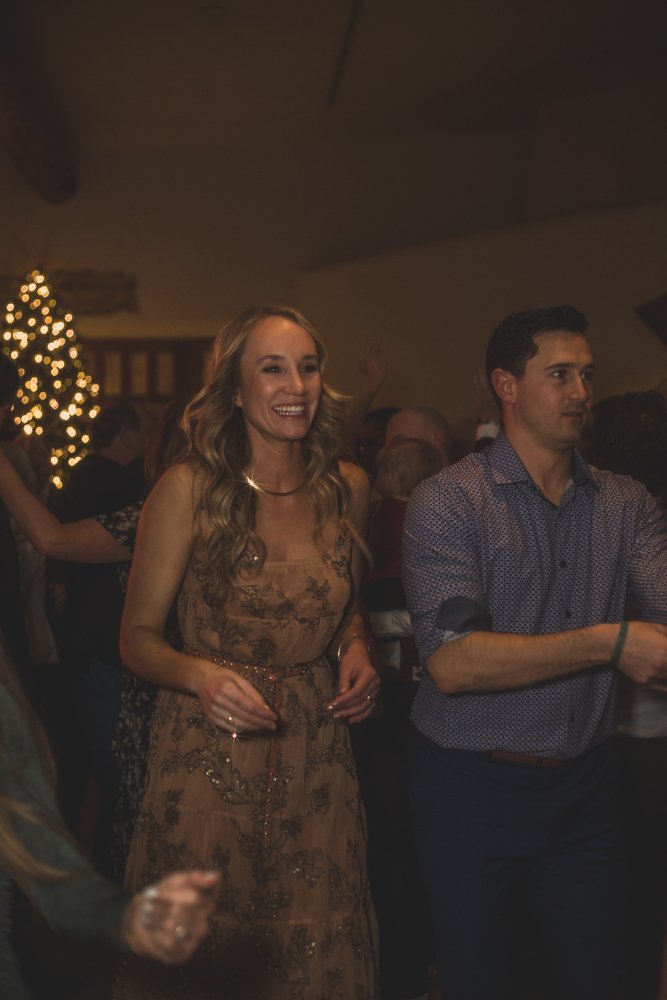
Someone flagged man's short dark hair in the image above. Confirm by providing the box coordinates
[90,399,141,449]
[486,306,589,398]
[0,354,19,408]
[592,390,667,499]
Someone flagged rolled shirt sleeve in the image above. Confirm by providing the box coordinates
[403,472,486,663]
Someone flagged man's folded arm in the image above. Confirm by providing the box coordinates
[426,621,667,694]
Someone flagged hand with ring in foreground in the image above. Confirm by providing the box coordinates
[122,870,220,964]
[329,639,380,724]
[196,662,278,734]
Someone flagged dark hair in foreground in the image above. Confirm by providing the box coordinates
[592,390,667,500]
[486,306,589,402]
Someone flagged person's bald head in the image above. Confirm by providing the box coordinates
[385,406,451,467]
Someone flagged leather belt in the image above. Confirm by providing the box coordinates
[487,750,566,768]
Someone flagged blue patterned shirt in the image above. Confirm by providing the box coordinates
[403,432,667,757]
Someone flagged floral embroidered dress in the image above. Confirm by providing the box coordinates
[115,532,378,1000]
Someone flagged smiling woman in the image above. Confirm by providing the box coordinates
[233,318,323,478]
[115,306,379,1000]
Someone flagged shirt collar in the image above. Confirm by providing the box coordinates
[486,430,599,491]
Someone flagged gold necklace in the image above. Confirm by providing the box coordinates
[243,473,305,497]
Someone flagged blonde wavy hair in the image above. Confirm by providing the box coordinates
[181,306,365,608]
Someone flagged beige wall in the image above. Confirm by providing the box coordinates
[298,201,667,418]
[1,73,666,362]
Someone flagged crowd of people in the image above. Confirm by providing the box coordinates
[0,302,666,1000]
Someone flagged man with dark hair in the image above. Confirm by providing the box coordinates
[485,305,588,404]
[403,306,667,999]
[0,355,31,688]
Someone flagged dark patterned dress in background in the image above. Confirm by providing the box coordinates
[96,503,161,880]
[115,531,378,1000]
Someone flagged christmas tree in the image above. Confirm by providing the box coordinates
[2,268,100,488]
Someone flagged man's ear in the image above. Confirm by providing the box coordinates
[490,368,516,404]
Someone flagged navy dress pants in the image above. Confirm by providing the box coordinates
[409,731,626,1000]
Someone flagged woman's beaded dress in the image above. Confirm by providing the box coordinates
[115,531,378,999]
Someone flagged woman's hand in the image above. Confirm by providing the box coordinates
[329,639,380,724]
[195,662,278,733]
[123,870,219,964]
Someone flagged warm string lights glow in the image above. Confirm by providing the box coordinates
[2,269,100,487]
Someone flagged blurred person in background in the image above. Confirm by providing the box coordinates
[592,388,667,1000]
[0,636,218,1000]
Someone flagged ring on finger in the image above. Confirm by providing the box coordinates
[137,885,159,927]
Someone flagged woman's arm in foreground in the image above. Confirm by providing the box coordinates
[120,464,277,732]
[328,461,380,723]
[0,680,218,963]
[121,870,219,963]
[0,447,129,563]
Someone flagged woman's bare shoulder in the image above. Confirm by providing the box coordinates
[149,459,204,502]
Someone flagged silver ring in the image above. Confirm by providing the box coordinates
[139,900,154,928]
[175,924,191,941]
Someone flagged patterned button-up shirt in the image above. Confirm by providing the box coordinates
[402,432,667,757]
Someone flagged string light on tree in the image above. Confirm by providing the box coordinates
[2,268,100,488]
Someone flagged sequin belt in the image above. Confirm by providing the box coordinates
[183,646,324,681]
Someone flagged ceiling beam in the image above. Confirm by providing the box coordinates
[326,0,364,109]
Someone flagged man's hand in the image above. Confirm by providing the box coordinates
[616,621,667,686]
